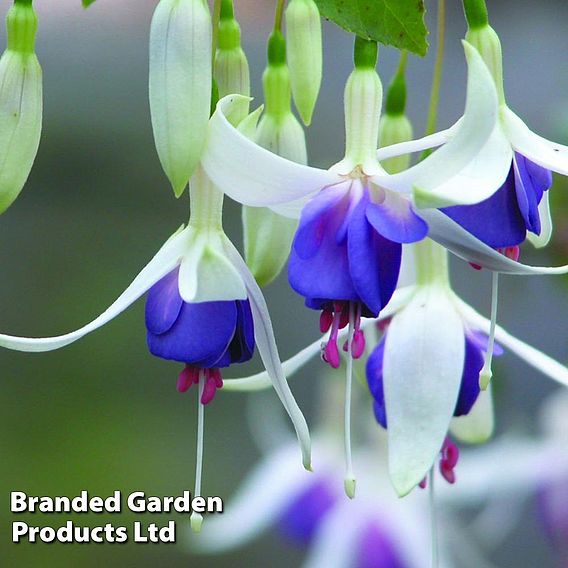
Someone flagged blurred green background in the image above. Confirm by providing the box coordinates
[1,0,568,566]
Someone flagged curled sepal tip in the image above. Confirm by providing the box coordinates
[149,0,212,197]
[0,1,42,214]
[285,0,322,126]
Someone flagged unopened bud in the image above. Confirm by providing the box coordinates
[214,0,250,101]
[0,1,42,214]
[149,0,212,198]
[243,113,306,286]
[379,63,413,174]
[285,0,322,125]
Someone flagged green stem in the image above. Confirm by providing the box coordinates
[424,0,445,139]
[273,0,286,32]
[397,50,408,76]
[212,0,222,62]
[462,0,489,29]
[14,0,33,5]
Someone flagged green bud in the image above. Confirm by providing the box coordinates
[263,62,292,119]
[379,114,413,174]
[214,0,250,101]
[0,1,42,214]
[285,0,322,126]
[243,113,307,287]
[466,25,505,105]
[353,37,378,69]
[149,0,212,198]
[379,60,413,174]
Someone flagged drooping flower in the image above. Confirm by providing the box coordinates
[0,0,42,214]
[219,242,568,496]
[0,166,312,530]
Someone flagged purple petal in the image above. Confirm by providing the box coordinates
[146,300,237,366]
[454,335,484,416]
[289,192,359,305]
[348,195,402,316]
[365,195,428,244]
[293,185,350,259]
[514,153,544,235]
[145,269,184,335]
[366,339,387,429]
[356,521,408,568]
[278,478,337,544]
[524,155,553,194]
[536,479,568,552]
[441,165,527,248]
[468,330,504,357]
[228,300,255,364]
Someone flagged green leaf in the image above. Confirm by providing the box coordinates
[82,0,96,7]
[314,0,428,56]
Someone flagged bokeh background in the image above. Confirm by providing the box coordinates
[1,0,568,566]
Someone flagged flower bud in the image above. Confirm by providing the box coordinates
[243,113,306,286]
[378,62,413,174]
[285,0,322,126]
[0,0,42,214]
[465,25,504,105]
[242,33,307,286]
[214,0,250,100]
[149,0,212,198]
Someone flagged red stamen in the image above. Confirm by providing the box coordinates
[177,365,200,393]
[177,366,223,405]
[320,308,334,333]
[469,262,483,271]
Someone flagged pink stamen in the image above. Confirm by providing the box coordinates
[177,365,200,393]
[469,262,483,271]
[320,308,334,333]
[439,437,459,485]
[177,366,223,405]
[419,477,427,489]
[376,317,391,333]
[351,329,366,359]
[498,245,520,262]
[323,340,341,369]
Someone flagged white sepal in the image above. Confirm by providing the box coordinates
[223,240,312,470]
[202,95,339,207]
[458,299,568,388]
[383,286,465,496]
[375,42,499,204]
[149,0,212,196]
[502,106,568,176]
[450,386,494,444]
[0,227,190,352]
[527,191,552,249]
[421,208,568,274]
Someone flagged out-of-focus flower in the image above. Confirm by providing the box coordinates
[0,0,42,214]
[149,0,212,197]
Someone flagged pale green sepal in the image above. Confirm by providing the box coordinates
[223,240,312,471]
[178,230,247,302]
[450,386,494,444]
[285,0,322,126]
[0,3,42,214]
[384,286,465,496]
[237,106,263,138]
[527,192,552,248]
[149,0,212,197]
